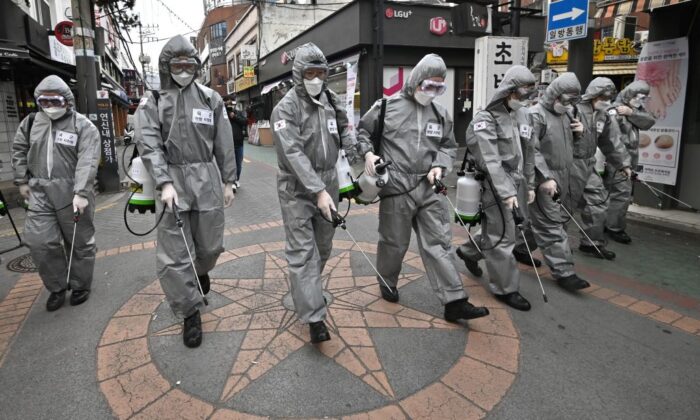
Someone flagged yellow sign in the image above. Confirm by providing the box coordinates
[547,37,639,65]
[235,76,257,93]
[243,66,255,78]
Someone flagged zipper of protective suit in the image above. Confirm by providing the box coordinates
[47,119,54,179]
[416,104,423,153]
[318,105,327,160]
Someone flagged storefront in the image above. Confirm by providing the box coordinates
[257,0,545,145]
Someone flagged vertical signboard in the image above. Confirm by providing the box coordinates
[473,36,528,112]
[96,90,120,192]
[345,61,358,134]
[635,37,689,185]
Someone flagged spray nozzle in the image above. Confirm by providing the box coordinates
[73,210,80,223]
[172,203,184,228]
[552,191,561,203]
[511,206,524,227]
[432,177,447,195]
[630,171,639,181]
[375,160,392,175]
[330,209,346,229]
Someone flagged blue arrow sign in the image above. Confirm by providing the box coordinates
[546,0,589,42]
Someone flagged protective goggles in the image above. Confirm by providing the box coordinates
[37,95,66,108]
[303,65,328,80]
[633,93,649,103]
[599,86,618,100]
[512,85,538,100]
[169,58,198,75]
[419,80,447,95]
[559,93,581,106]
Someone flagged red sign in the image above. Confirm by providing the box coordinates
[430,17,448,36]
[385,7,412,19]
[54,21,74,47]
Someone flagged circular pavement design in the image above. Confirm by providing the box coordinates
[97,241,520,419]
[6,253,37,273]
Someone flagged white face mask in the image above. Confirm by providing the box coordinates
[553,101,572,115]
[43,107,67,120]
[414,90,436,106]
[594,100,611,111]
[304,77,324,97]
[508,98,529,111]
[171,72,194,87]
[629,98,643,109]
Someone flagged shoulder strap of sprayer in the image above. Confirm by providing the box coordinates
[26,112,37,140]
[324,90,342,149]
[370,98,387,155]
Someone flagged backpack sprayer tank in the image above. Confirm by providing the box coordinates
[455,166,482,225]
[127,156,156,214]
[355,160,392,205]
[336,149,357,201]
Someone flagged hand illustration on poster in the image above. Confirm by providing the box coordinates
[637,59,683,120]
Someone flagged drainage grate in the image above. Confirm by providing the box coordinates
[6,253,37,273]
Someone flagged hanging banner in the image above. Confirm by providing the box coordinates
[473,36,528,112]
[345,61,358,135]
[96,91,120,192]
[635,37,689,185]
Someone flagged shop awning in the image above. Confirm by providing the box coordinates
[595,0,691,19]
[261,79,284,95]
[549,62,638,75]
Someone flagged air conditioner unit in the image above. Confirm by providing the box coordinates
[613,15,636,39]
[634,30,648,44]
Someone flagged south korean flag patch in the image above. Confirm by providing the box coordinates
[274,120,287,132]
[474,121,488,132]
[519,125,533,140]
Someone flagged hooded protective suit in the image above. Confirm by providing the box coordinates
[271,43,359,323]
[606,81,655,232]
[356,54,467,304]
[135,35,235,318]
[527,72,582,279]
[457,66,542,295]
[12,75,101,292]
[573,77,631,247]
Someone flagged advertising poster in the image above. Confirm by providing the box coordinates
[635,37,689,185]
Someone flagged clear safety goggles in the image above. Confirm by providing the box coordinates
[169,58,198,75]
[419,80,447,96]
[599,86,618,100]
[559,93,581,106]
[37,95,66,108]
[303,65,328,80]
[633,93,649,103]
[512,85,538,100]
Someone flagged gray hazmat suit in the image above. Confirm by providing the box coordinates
[458,66,543,295]
[527,73,581,279]
[12,75,101,292]
[606,81,655,232]
[135,35,236,318]
[356,54,467,305]
[271,43,360,324]
[573,77,631,246]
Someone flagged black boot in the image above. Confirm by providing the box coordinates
[444,298,490,322]
[557,274,591,292]
[309,321,331,343]
[69,290,90,306]
[198,273,210,295]
[578,244,615,260]
[456,248,482,277]
[183,310,203,348]
[380,284,399,303]
[46,290,66,312]
[495,292,531,311]
[606,228,631,244]
[513,250,542,268]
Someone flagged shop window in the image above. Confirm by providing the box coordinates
[236,52,243,75]
[211,21,227,40]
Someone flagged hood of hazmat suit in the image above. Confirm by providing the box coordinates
[135,35,235,212]
[466,65,540,199]
[11,74,101,293]
[612,80,655,166]
[356,53,455,196]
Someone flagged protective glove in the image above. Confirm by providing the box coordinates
[73,194,89,214]
[160,183,179,209]
[616,105,633,116]
[503,196,518,210]
[621,167,632,179]
[539,179,558,197]
[224,183,235,208]
[19,184,31,200]
[316,189,336,221]
[527,190,536,204]
[427,167,443,185]
[570,119,584,134]
[364,152,381,177]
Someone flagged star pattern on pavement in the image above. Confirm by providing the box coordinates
[152,246,460,402]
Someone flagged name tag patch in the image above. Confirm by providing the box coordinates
[328,119,338,134]
[426,122,442,137]
[519,125,533,140]
[608,109,618,116]
[596,121,605,133]
[55,131,78,147]
[192,108,214,126]
[474,121,488,132]
[274,120,287,131]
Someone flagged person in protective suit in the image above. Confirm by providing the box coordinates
[573,77,632,259]
[135,35,236,348]
[527,72,591,292]
[12,75,100,311]
[271,43,361,343]
[358,54,489,322]
[456,66,545,311]
[605,81,656,244]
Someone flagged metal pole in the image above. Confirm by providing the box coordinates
[71,0,98,116]
[139,21,147,86]
[511,0,521,36]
